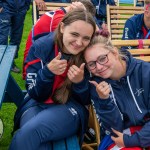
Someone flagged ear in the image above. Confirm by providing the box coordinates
[113,47,119,59]
[60,22,65,34]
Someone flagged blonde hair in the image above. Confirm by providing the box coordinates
[87,34,127,60]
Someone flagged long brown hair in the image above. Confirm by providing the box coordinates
[52,9,96,103]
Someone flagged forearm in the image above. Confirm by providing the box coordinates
[26,65,55,102]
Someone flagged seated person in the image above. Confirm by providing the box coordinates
[84,33,150,149]
[9,9,96,150]
[122,0,150,42]
[23,0,96,79]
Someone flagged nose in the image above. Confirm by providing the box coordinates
[76,38,83,46]
[96,62,103,70]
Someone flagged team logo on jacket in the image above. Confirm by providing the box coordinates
[134,88,144,96]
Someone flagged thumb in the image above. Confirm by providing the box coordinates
[55,52,61,60]
[80,63,85,70]
[89,80,98,87]
[112,128,121,136]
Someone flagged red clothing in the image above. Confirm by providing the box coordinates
[23,9,66,79]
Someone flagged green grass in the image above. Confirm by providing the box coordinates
[0,7,32,150]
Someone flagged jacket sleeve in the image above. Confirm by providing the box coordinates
[124,120,150,147]
[71,70,91,105]
[122,19,136,40]
[25,45,55,102]
[90,84,124,134]
[122,19,138,49]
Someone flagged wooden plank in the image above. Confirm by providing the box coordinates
[112,39,150,46]
[111,30,123,34]
[133,56,150,62]
[33,2,70,24]
[110,10,143,14]
[111,20,126,24]
[0,45,16,107]
[129,49,150,55]
[66,135,80,150]
[33,1,38,25]
[108,5,144,10]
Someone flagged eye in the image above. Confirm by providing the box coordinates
[87,61,95,68]
[98,55,107,63]
[83,36,91,41]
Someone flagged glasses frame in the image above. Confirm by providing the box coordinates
[86,51,110,70]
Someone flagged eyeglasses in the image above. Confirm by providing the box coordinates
[86,52,110,70]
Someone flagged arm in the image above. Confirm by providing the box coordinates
[71,70,91,105]
[90,80,124,133]
[25,45,55,102]
[122,19,136,40]
[68,64,91,105]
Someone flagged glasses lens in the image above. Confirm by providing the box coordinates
[87,61,96,70]
[97,55,108,65]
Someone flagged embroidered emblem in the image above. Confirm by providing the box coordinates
[134,88,144,96]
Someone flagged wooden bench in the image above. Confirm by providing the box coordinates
[33,1,70,24]
[0,45,80,149]
[107,5,144,40]
[112,39,150,62]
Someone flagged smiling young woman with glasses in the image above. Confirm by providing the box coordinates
[84,33,150,150]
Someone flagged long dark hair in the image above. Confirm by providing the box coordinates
[52,9,96,103]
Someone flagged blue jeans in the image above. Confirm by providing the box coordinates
[9,100,80,150]
[0,8,26,58]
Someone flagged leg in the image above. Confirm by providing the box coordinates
[9,10,26,58]
[9,103,80,150]
[0,10,11,45]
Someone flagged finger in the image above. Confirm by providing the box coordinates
[89,81,98,87]
[111,135,116,142]
[80,63,85,71]
[112,128,121,136]
[55,52,62,60]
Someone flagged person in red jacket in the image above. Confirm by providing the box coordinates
[23,0,96,79]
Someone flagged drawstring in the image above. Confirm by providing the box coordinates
[109,85,123,120]
[41,60,44,69]
[127,76,142,113]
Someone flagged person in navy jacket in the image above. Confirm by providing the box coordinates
[122,0,150,41]
[9,9,96,150]
[0,0,31,73]
[84,34,150,149]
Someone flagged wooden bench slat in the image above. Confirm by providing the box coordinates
[107,5,144,40]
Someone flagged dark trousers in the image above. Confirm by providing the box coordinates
[9,100,80,150]
[0,8,26,58]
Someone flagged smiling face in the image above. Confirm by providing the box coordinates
[84,43,119,79]
[60,20,94,55]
